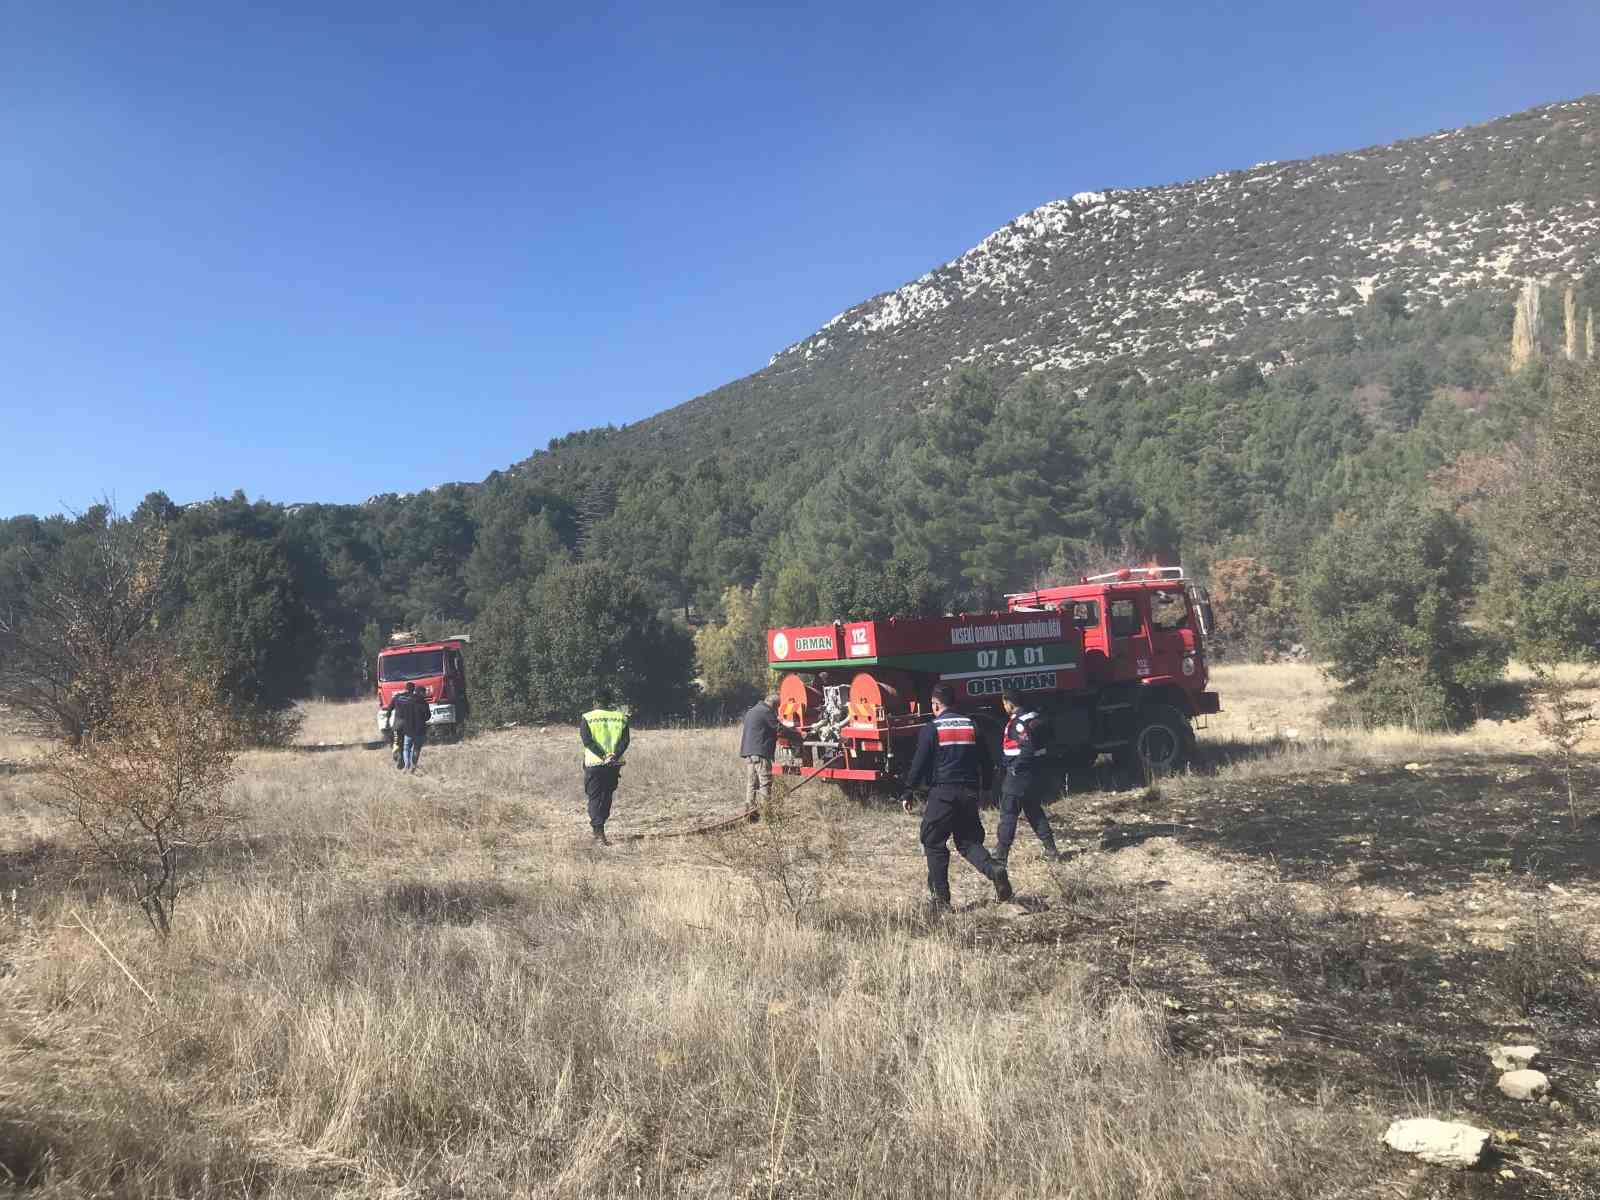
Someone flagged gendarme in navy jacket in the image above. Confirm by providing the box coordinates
[1001,708,1051,776]
[906,709,993,789]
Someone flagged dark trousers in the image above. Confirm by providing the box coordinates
[996,771,1058,859]
[919,784,1000,903]
[584,764,621,832]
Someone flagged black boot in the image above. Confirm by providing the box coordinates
[592,828,610,847]
[991,866,1014,903]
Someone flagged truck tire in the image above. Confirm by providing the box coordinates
[1114,704,1194,775]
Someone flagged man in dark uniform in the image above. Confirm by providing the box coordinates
[739,691,798,810]
[901,683,1013,910]
[994,689,1061,866]
[579,693,631,845]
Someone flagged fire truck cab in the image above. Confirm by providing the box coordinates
[1004,566,1219,767]
[375,634,471,742]
[1007,566,1218,707]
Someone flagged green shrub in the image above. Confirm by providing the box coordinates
[1517,576,1600,662]
[1303,500,1505,729]
[525,561,695,721]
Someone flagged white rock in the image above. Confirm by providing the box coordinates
[1498,1069,1549,1100]
[1383,1118,1490,1168]
[1489,1045,1539,1071]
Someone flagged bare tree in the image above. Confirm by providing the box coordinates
[0,508,167,745]
[43,651,240,936]
[1528,662,1596,831]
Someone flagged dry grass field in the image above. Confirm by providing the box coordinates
[3,665,1599,1197]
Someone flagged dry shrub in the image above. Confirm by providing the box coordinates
[708,792,847,926]
[1528,661,1597,829]
[1496,911,1598,1017]
[41,652,240,936]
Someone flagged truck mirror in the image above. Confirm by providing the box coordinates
[1185,584,1215,638]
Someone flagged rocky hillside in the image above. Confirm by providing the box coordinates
[529,93,1598,467]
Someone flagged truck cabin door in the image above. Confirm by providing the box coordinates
[1106,590,1155,684]
[1064,599,1107,684]
[1145,587,1195,680]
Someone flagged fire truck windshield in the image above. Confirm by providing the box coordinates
[379,650,444,682]
[1149,590,1188,630]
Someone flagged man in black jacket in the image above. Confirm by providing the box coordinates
[739,691,798,809]
[902,684,1012,909]
[387,689,411,770]
[396,681,432,772]
[994,689,1061,866]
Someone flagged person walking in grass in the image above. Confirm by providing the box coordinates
[579,692,631,846]
[739,691,798,811]
[994,688,1062,866]
[386,689,408,770]
[901,683,1012,912]
[396,681,431,773]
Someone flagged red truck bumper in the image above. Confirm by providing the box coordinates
[772,763,882,782]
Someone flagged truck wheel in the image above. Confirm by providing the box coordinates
[1114,704,1194,775]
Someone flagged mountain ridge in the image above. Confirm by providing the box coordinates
[518,92,1597,473]
[769,95,1598,375]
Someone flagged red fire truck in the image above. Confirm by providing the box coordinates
[768,566,1218,789]
[375,634,471,743]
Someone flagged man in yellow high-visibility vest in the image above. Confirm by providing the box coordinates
[579,693,631,845]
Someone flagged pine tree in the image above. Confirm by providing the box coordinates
[575,474,617,559]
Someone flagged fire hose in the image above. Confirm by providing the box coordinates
[609,750,847,843]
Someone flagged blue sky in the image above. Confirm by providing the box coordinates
[3,0,1597,517]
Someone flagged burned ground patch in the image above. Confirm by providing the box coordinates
[1179,755,1600,891]
[983,758,1600,1196]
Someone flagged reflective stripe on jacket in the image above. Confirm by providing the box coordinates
[1002,709,1050,774]
[580,708,631,766]
[905,711,992,788]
